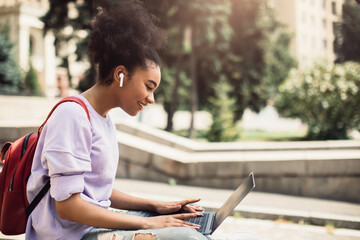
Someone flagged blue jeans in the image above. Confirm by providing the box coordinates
[81,210,211,240]
[81,210,261,240]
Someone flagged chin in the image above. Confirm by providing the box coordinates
[120,106,139,117]
[126,110,140,117]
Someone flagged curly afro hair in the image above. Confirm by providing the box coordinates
[88,0,167,85]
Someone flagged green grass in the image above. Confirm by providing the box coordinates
[239,129,307,142]
[171,129,307,142]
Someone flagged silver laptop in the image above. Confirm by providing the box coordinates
[186,172,255,235]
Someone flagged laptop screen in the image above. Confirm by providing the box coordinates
[212,172,255,232]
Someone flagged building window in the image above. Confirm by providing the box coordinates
[322,19,327,29]
[311,37,316,49]
[302,12,307,23]
[323,39,328,49]
[302,34,307,46]
[322,0,327,9]
[332,21,338,35]
[29,36,34,56]
[332,1,337,15]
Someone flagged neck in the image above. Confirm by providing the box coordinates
[81,83,113,118]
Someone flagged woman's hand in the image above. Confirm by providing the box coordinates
[154,199,204,215]
[144,212,203,229]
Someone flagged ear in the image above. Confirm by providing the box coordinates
[113,65,126,85]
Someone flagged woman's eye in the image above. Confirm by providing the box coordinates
[146,85,152,90]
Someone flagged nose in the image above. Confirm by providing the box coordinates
[146,93,155,104]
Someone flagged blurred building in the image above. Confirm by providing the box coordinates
[0,0,57,96]
[268,0,344,69]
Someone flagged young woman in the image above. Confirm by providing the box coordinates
[26,1,261,239]
[25,1,208,240]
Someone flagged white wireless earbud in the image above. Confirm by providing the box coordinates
[119,73,124,87]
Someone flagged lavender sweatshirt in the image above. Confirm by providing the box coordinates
[26,95,119,240]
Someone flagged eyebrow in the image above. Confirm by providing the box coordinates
[148,80,157,88]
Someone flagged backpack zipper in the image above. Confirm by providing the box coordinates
[8,133,33,191]
[8,171,15,191]
[21,133,33,159]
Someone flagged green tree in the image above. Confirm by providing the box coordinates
[228,0,295,121]
[0,23,21,94]
[262,9,297,99]
[143,1,194,132]
[42,0,294,140]
[206,76,240,142]
[145,0,233,138]
[275,61,360,140]
[42,0,114,91]
[334,0,360,63]
[187,0,233,138]
[24,61,42,96]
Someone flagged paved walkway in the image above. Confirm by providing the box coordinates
[113,178,360,240]
[1,218,359,240]
[1,178,360,240]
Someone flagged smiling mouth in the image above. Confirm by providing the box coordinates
[137,101,146,110]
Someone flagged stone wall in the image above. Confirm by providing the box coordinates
[1,120,359,203]
[115,121,360,203]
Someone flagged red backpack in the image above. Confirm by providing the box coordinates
[0,97,90,235]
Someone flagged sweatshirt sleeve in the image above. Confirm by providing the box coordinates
[40,102,92,201]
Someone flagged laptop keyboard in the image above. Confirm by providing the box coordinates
[185,213,211,232]
[138,211,211,233]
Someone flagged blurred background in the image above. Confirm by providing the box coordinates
[0,0,359,142]
[1,1,360,239]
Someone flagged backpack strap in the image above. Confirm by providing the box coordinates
[25,181,51,217]
[38,96,90,133]
[0,142,12,165]
[26,96,91,217]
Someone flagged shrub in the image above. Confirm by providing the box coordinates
[206,76,240,142]
[24,62,42,96]
[0,23,21,94]
[275,61,360,140]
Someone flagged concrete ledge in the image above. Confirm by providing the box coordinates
[0,125,38,143]
[234,206,360,230]
[116,130,360,203]
[1,121,360,203]
[114,179,360,230]
[116,120,360,152]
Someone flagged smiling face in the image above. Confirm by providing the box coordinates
[117,62,161,116]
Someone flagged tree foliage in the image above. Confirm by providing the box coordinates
[23,62,42,96]
[42,0,113,91]
[228,0,296,121]
[275,61,360,140]
[144,0,233,137]
[334,0,360,63]
[263,14,297,99]
[42,0,295,142]
[0,23,21,94]
[206,76,240,142]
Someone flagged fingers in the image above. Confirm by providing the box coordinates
[183,204,205,213]
[147,215,201,230]
[172,212,203,220]
[183,221,201,229]
[177,198,201,206]
[171,213,203,229]
[172,217,201,229]
[156,199,204,215]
